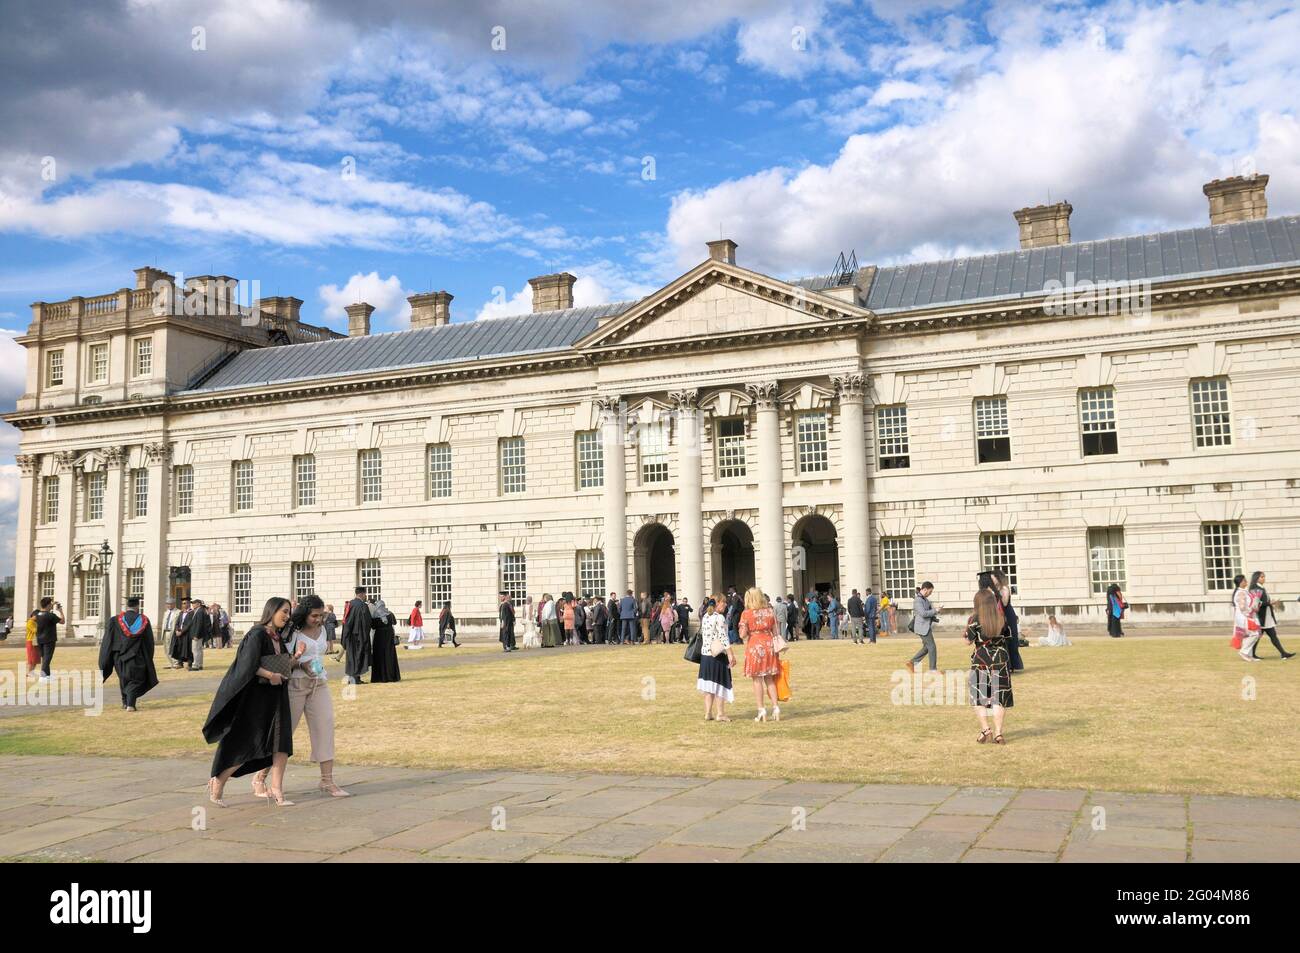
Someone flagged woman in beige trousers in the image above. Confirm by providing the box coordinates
[253,594,350,798]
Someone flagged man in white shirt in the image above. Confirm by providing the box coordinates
[160,598,179,652]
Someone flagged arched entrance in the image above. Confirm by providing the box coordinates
[791,514,839,599]
[634,523,676,598]
[711,519,755,594]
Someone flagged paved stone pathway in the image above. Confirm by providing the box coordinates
[1,754,1296,862]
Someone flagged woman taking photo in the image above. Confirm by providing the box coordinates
[1248,571,1294,659]
[739,586,782,721]
[697,596,736,720]
[251,595,349,799]
[203,597,296,806]
[967,573,1013,744]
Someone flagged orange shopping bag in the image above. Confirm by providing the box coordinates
[774,658,791,702]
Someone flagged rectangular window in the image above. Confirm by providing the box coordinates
[639,423,669,484]
[500,437,526,494]
[294,455,316,508]
[86,471,105,522]
[577,550,605,598]
[796,411,829,474]
[1201,522,1242,591]
[42,476,60,524]
[132,337,153,377]
[500,553,526,604]
[46,350,64,387]
[126,568,144,601]
[1191,377,1232,448]
[876,405,910,470]
[427,443,452,498]
[232,460,254,511]
[358,559,382,603]
[87,343,108,383]
[1079,387,1118,456]
[174,465,194,515]
[575,430,604,489]
[292,562,315,602]
[131,468,148,518]
[38,572,55,602]
[715,417,747,479]
[231,564,252,614]
[981,532,1017,591]
[359,449,383,503]
[880,537,915,596]
[1087,527,1127,594]
[974,397,1011,464]
[427,556,451,608]
[82,572,101,619]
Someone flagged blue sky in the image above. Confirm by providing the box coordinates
[1,0,1299,576]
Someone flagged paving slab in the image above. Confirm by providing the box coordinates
[878,830,976,863]
[428,830,562,861]
[556,822,680,858]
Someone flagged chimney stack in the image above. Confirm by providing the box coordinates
[707,238,738,264]
[528,272,576,313]
[408,291,453,329]
[1203,173,1268,225]
[134,266,174,291]
[345,302,374,337]
[256,296,303,325]
[1013,201,1072,249]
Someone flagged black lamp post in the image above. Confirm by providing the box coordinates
[99,539,114,639]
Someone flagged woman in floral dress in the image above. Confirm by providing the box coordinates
[739,587,782,721]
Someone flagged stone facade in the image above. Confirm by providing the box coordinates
[8,197,1300,637]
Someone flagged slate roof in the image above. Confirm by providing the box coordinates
[794,215,1300,313]
[185,301,635,393]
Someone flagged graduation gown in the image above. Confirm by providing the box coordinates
[202,626,293,778]
[340,598,372,680]
[98,611,159,706]
[170,611,194,665]
[370,611,401,682]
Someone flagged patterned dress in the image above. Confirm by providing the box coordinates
[964,616,1014,709]
[742,607,782,678]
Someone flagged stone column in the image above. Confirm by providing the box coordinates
[597,397,629,596]
[833,373,871,593]
[12,455,38,619]
[747,382,786,599]
[670,390,704,613]
[102,446,127,611]
[53,452,78,626]
[143,442,172,619]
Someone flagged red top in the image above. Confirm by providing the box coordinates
[411,607,423,626]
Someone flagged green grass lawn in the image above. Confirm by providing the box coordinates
[1,637,1296,797]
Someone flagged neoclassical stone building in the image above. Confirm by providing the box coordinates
[8,174,1300,636]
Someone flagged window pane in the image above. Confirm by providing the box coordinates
[427,557,452,606]
[500,437,526,494]
[877,405,910,469]
[358,559,382,602]
[1191,377,1232,448]
[47,350,64,386]
[796,412,829,474]
[86,471,105,521]
[880,537,915,595]
[715,417,747,479]
[174,466,194,515]
[981,532,1017,591]
[639,424,669,484]
[233,460,254,511]
[132,469,148,518]
[127,568,144,600]
[292,562,315,601]
[133,338,153,376]
[575,431,603,489]
[1087,527,1126,594]
[577,550,605,598]
[500,554,526,604]
[231,564,252,614]
[42,476,59,524]
[1079,387,1118,456]
[360,449,382,502]
[295,455,316,507]
[89,344,108,383]
[1201,522,1241,591]
[428,444,452,498]
[82,572,101,619]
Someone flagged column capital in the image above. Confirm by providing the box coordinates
[54,451,78,472]
[144,442,172,465]
[15,454,38,475]
[101,445,128,468]
[832,372,866,403]
[745,381,781,410]
[594,394,623,416]
[668,388,699,412]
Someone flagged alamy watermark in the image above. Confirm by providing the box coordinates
[1043,272,1152,319]
[0,665,105,715]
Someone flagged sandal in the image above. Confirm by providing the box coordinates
[251,770,270,798]
[716,715,731,722]
[267,788,295,806]
[993,734,1006,745]
[207,777,228,808]
[318,775,351,798]
[977,728,992,744]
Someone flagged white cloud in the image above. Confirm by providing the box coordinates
[319,272,411,329]
[736,0,859,78]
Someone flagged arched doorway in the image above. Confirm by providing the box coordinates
[634,523,676,598]
[711,519,755,594]
[791,514,839,599]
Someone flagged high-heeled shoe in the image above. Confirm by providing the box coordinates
[251,770,270,798]
[771,705,781,722]
[266,788,295,806]
[754,708,767,722]
[207,777,228,808]
[319,774,351,798]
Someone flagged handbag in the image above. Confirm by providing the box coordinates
[683,631,702,663]
[257,651,293,684]
[774,658,791,702]
[772,631,789,654]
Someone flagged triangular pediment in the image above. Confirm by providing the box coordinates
[576,260,870,350]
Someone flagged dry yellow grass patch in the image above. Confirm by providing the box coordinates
[1,638,1297,797]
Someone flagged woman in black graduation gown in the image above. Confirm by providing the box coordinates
[202,597,295,806]
[98,597,159,711]
[368,597,401,683]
